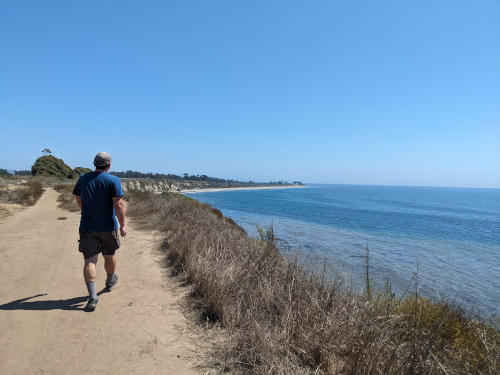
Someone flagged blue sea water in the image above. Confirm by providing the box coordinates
[185,185,500,315]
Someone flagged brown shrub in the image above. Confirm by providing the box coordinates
[0,180,44,206]
[127,191,499,375]
[54,183,80,212]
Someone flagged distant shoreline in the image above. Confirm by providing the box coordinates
[181,184,306,194]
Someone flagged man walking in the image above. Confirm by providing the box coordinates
[73,152,127,311]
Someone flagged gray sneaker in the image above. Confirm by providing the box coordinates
[85,298,98,311]
[105,274,118,291]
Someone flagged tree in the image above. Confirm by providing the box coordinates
[42,148,52,155]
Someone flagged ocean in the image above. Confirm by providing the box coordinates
[185,184,500,315]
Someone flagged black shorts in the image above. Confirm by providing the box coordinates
[78,230,120,259]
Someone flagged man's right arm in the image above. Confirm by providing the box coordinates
[113,197,127,237]
[75,195,82,209]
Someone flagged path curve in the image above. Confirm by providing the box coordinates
[0,189,199,375]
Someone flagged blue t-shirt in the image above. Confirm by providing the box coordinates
[72,172,123,231]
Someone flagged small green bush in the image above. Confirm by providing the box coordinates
[74,167,92,175]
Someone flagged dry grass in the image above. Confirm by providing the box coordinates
[0,178,44,206]
[127,191,498,374]
[54,183,80,212]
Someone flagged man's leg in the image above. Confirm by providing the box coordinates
[103,254,118,290]
[84,255,98,283]
[84,255,98,309]
[103,254,116,274]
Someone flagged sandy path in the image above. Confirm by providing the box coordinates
[0,189,200,375]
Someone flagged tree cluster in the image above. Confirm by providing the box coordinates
[111,170,252,185]
[0,169,32,176]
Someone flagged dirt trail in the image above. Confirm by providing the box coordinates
[0,189,200,375]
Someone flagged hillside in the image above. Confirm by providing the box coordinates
[31,155,76,178]
[30,156,91,178]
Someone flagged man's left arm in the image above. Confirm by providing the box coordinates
[113,197,127,237]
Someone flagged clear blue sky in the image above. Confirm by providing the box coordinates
[1,1,499,187]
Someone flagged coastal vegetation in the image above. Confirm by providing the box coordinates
[123,191,498,375]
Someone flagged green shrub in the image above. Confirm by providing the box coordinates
[74,167,92,175]
[393,296,499,373]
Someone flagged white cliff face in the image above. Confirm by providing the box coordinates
[121,179,207,193]
[120,178,298,194]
